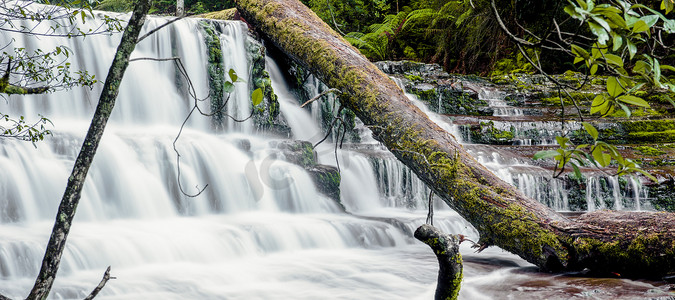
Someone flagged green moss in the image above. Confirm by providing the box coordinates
[621,119,675,133]
[634,146,666,156]
[404,74,423,82]
[199,21,225,127]
[628,130,675,143]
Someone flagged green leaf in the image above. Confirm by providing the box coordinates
[660,64,675,73]
[251,88,263,106]
[617,95,650,107]
[618,103,632,118]
[593,148,611,167]
[591,94,607,114]
[570,162,583,180]
[626,39,637,59]
[632,20,650,33]
[565,5,581,18]
[571,44,589,59]
[633,60,650,74]
[654,58,662,86]
[606,76,625,97]
[228,69,238,83]
[589,21,609,44]
[633,168,658,182]
[590,64,599,75]
[604,53,623,67]
[663,0,674,14]
[533,150,559,160]
[612,33,623,51]
[223,81,234,93]
[556,136,570,148]
[582,122,599,140]
[640,15,659,27]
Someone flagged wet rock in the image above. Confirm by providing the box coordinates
[277,140,316,168]
[305,164,342,207]
[276,140,344,209]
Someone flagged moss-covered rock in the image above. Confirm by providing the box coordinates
[247,36,290,136]
[647,179,675,212]
[198,21,225,128]
[305,164,342,206]
[278,140,316,167]
[464,121,514,145]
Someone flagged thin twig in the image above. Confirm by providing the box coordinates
[300,88,340,108]
[137,16,185,43]
[83,266,113,300]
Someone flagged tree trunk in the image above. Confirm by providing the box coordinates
[177,0,185,17]
[26,1,151,299]
[415,224,463,300]
[231,0,675,279]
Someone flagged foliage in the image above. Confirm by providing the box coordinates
[0,0,124,143]
[530,0,675,181]
[344,8,434,61]
[0,113,52,145]
[303,0,391,34]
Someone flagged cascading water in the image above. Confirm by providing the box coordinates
[390,73,649,212]
[0,8,476,299]
[0,5,669,299]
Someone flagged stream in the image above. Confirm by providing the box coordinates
[0,8,672,299]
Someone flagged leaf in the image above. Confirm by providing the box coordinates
[654,58,662,87]
[633,60,650,74]
[589,21,610,44]
[593,147,611,167]
[591,94,607,114]
[626,39,637,59]
[633,168,658,182]
[618,103,632,118]
[251,88,263,106]
[570,162,583,180]
[640,14,659,27]
[533,150,559,160]
[223,81,234,93]
[228,69,238,82]
[663,0,674,14]
[583,122,599,140]
[606,76,625,97]
[612,33,623,51]
[617,95,650,107]
[632,20,650,33]
[571,44,590,59]
[556,136,570,148]
[590,64,599,75]
[604,54,623,67]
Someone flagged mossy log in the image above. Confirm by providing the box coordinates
[229,0,675,278]
[415,224,463,300]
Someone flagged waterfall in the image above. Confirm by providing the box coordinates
[0,6,489,298]
[0,5,663,299]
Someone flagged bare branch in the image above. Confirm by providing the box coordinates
[82,266,113,300]
[137,16,185,43]
[300,88,340,108]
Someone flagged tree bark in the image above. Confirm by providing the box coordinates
[231,0,675,279]
[415,225,463,300]
[26,1,151,299]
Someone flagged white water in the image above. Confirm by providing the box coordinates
[0,8,486,299]
[0,5,667,299]
[390,75,648,212]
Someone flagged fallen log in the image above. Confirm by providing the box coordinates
[229,0,675,279]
